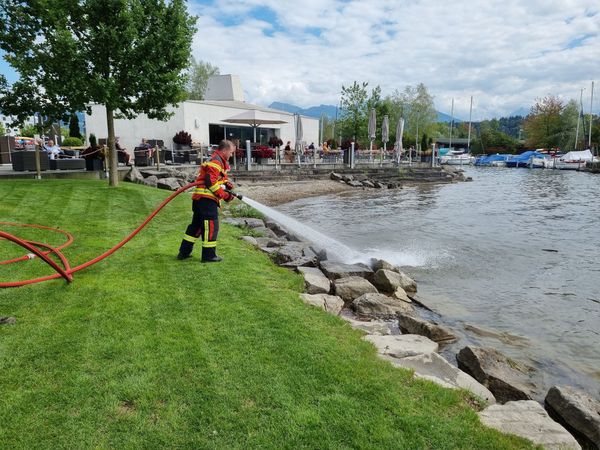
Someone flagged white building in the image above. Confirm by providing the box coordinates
[85,75,319,155]
[0,112,36,135]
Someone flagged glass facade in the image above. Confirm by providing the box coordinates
[209,124,277,146]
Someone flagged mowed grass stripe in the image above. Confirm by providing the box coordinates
[0,180,533,449]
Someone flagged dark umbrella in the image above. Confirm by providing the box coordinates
[295,113,303,165]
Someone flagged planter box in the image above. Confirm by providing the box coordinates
[11,151,49,171]
[49,158,86,170]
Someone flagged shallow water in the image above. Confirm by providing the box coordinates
[277,167,600,395]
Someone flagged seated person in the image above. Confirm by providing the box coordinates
[137,137,154,157]
[115,137,131,165]
[43,139,64,160]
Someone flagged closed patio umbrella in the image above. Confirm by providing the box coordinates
[381,115,389,166]
[395,118,405,165]
[368,108,376,162]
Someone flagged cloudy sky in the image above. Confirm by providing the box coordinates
[1,0,598,120]
[188,0,599,119]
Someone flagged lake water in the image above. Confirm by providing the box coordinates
[277,167,600,395]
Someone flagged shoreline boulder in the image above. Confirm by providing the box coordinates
[352,293,413,319]
[334,277,378,302]
[545,385,600,449]
[397,314,457,344]
[457,346,539,403]
[479,401,581,449]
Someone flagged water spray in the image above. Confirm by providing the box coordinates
[238,196,362,263]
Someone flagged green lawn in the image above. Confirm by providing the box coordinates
[0,180,533,449]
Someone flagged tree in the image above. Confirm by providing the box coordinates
[386,83,436,151]
[523,95,565,149]
[68,114,82,139]
[185,59,220,100]
[339,81,369,145]
[0,0,197,186]
[0,122,5,136]
[19,124,37,138]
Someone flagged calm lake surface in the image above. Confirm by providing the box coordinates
[277,167,600,395]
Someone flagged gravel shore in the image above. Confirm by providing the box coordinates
[235,179,353,206]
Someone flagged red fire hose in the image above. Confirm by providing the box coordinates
[0,181,199,288]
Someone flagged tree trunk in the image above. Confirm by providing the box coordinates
[106,108,118,187]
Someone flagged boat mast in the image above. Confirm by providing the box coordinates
[467,96,473,152]
[448,98,454,150]
[575,88,583,150]
[589,81,594,151]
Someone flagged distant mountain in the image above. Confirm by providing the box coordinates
[437,111,462,123]
[269,102,338,119]
[270,101,470,123]
[509,107,529,117]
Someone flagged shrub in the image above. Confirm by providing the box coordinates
[252,145,274,159]
[173,130,192,146]
[89,133,97,148]
[62,136,84,147]
[268,136,283,148]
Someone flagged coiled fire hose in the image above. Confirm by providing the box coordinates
[1,181,203,288]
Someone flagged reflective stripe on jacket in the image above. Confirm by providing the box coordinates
[192,150,232,204]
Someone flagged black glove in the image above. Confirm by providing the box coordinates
[225,181,235,190]
[236,193,243,200]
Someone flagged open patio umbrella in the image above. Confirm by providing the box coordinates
[222,110,287,143]
[368,108,376,161]
[295,113,303,166]
[395,118,405,165]
[381,115,389,166]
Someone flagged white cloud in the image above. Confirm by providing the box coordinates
[190,0,600,119]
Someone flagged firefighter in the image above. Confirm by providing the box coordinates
[177,139,241,262]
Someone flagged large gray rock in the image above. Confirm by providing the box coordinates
[264,219,288,237]
[142,175,158,188]
[124,166,145,184]
[297,267,331,294]
[157,177,183,191]
[385,352,495,404]
[369,260,417,294]
[341,316,393,335]
[397,314,457,343]
[334,277,378,302]
[352,292,413,319]
[240,236,258,246]
[457,346,539,403]
[240,218,265,228]
[252,226,279,239]
[392,286,412,303]
[479,401,581,449]
[139,169,169,179]
[364,334,438,358]
[347,180,364,188]
[320,261,374,280]
[255,237,287,248]
[272,242,306,264]
[299,294,344,315]
[545,385,600,449]
[372,269,403,292]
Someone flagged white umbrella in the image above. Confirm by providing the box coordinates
[368,108,376,161]
[223,110,287,143]
[381,115,389,166]
[395,118,405,164]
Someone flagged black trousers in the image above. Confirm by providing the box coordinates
[178,198,219,260]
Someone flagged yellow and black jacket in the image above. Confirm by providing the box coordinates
[192,150,235,205]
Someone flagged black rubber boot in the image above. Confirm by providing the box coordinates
[201,247,221,262]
